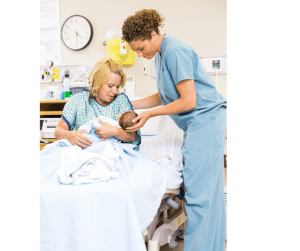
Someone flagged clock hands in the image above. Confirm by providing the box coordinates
[75,31,82,39]
[62,15,93,50]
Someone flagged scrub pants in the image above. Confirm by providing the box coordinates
[182,108,226,251]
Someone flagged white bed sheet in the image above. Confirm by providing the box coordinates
[138,115,184,189]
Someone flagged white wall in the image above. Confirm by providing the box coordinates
[41,0,227,99]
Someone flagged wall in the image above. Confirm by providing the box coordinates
[40,0,227,100]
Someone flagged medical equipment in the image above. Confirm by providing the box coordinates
[42,60,56,84]
[40,118,60,138]
[198,55,227,74]
[106,30,135,65]
[40,65,88,84]
[46,60,53,67]
[69,65,90,95]
[44,86,62,100]
[69,81,89,95]
[63,78,71,99]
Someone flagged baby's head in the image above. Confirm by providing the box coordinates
[118,111,138,130]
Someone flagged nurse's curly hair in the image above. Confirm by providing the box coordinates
[121,9,165,43]
[88,58,126,99]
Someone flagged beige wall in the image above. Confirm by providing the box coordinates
[41,0,227,100]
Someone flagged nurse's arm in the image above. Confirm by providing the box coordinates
[148,79,196,116]
[131,92,162,109]
[126,79,196,132]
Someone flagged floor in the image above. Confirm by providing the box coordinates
[147,167,228,251]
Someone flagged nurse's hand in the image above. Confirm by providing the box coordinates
[125,111,151,132]
[94,119,117,141]
[67,129,92,148]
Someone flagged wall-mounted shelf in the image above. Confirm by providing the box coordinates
[40,100,67,118]
[40,100,68,150]
[40,111,63,116]
[40,100,67,104]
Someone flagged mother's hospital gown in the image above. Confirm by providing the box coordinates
[155,35,227,251]
[62,91,141,148]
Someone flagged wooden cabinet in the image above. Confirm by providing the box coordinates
[40,100,67,150]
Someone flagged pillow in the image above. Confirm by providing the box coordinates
[139,116,161,136]
[135,108,161,136]
[129,98,162,136]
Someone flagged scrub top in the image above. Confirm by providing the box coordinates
[155,35,227,132]
[62,91,141,148]
[155,35,227,250]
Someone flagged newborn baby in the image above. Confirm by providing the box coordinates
[79,111,138,146]
[117,111,139,130]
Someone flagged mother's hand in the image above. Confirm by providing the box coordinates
[125,111,151,132]
[94,119,117,141]
[67,129,92,148]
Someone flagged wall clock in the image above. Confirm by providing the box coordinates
[61,15,93,51]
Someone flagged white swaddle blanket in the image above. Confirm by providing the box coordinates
[58,143,121,185]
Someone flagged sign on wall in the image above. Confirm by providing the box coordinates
[40,0,61,65]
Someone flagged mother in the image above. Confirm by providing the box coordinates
[122,9,227,251]
[55,58,140,149]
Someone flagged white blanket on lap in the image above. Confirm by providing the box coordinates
[40,140,169,251]
[58,143,121,185]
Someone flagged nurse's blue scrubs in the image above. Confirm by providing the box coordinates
[155,35,227,251]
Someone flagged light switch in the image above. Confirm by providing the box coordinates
[143,65,147,75]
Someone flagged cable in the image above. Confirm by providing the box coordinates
[215,68,218,91]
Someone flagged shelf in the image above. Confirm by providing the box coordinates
[40,100,68,104]
[40,111,63,116]
[40,138,58,151]
[40,138,57,143]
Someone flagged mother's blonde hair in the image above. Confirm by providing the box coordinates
[88,58,126,99]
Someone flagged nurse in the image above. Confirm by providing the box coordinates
[122,9,227,251]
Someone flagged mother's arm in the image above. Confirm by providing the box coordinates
[94,119,136,142]
[54,118,92,148]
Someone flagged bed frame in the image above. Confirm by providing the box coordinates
[143,188,187,251]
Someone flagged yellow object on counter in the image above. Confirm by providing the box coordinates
[107,39,135,65]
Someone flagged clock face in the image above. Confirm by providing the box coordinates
[61,15,93,51]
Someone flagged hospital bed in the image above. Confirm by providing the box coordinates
[40,99,187,251]
[136,106,187,251]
